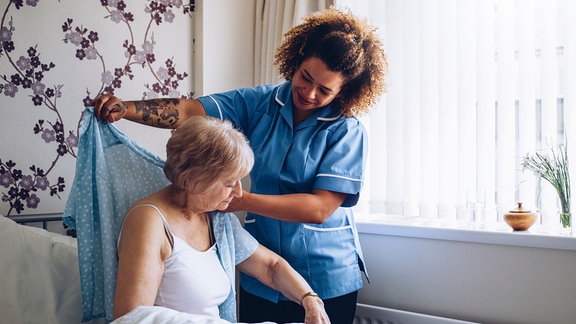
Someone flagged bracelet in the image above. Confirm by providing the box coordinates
[300,291,319,305]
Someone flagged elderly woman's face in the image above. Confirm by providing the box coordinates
[196,177,243,211]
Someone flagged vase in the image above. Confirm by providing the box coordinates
[559,212,572,236]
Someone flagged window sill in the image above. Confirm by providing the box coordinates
[355,214,576,251]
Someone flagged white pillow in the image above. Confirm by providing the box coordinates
[0,216,104,324]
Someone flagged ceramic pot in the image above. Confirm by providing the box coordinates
[503,202,537,231]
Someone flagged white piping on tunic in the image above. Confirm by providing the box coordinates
[207,95,223,120]
[275,83,341,121]
[275,84,286,106]
[303,224,352,231]
[316,173,362,182]
[317,115,341,121]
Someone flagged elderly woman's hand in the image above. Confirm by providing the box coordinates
[302,296,330,324]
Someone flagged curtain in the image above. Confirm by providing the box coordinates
[353,0,576,227]
[254,0,333,85]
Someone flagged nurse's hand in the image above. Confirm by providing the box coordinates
[220,190,249,213]
[94,94,128,123]
[303,296,330,324]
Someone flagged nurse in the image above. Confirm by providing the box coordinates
[94,7,387,324]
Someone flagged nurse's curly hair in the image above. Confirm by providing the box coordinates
[275,7,388,117]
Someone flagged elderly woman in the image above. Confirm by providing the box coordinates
[113,116,329,323]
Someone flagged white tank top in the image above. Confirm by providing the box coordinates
[128,204,231,318]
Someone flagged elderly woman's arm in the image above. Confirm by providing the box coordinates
[237,245,330,324]
[114,209,170,319]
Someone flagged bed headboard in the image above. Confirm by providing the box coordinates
[9,213,62,228]
[7,213,76,237]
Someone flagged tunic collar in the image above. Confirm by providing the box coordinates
[275,81,342,128]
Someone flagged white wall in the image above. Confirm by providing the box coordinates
[195,0,256,95]
[358,226,576,324]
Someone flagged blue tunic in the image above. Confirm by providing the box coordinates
[199,81,369,302]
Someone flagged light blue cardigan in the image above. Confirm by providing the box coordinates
[63,108,258,322]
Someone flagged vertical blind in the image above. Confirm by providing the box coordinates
[352,0,576,226]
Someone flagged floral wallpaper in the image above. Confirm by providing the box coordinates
[0,0,194,217]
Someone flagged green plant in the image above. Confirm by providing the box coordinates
[521,144,571,228]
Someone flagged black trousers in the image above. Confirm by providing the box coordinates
[239,287,358,324]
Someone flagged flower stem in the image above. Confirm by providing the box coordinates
[560,212,571,229]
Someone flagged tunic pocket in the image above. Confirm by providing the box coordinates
[301,223,363,295]
[302,224,358,269]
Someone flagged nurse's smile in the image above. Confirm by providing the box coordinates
[291,57,344,112]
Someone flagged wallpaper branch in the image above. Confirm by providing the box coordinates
[0,0,195,216]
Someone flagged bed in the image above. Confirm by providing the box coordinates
[0,215,245,324]
[0,214,279,324]
[0,214,104,324]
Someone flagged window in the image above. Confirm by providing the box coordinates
[346,0,576,228]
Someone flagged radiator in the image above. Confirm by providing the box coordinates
[354,303,479,324]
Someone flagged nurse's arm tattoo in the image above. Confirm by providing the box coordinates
[134,98,180,129]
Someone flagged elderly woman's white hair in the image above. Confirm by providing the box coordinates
[163,116,254,193]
